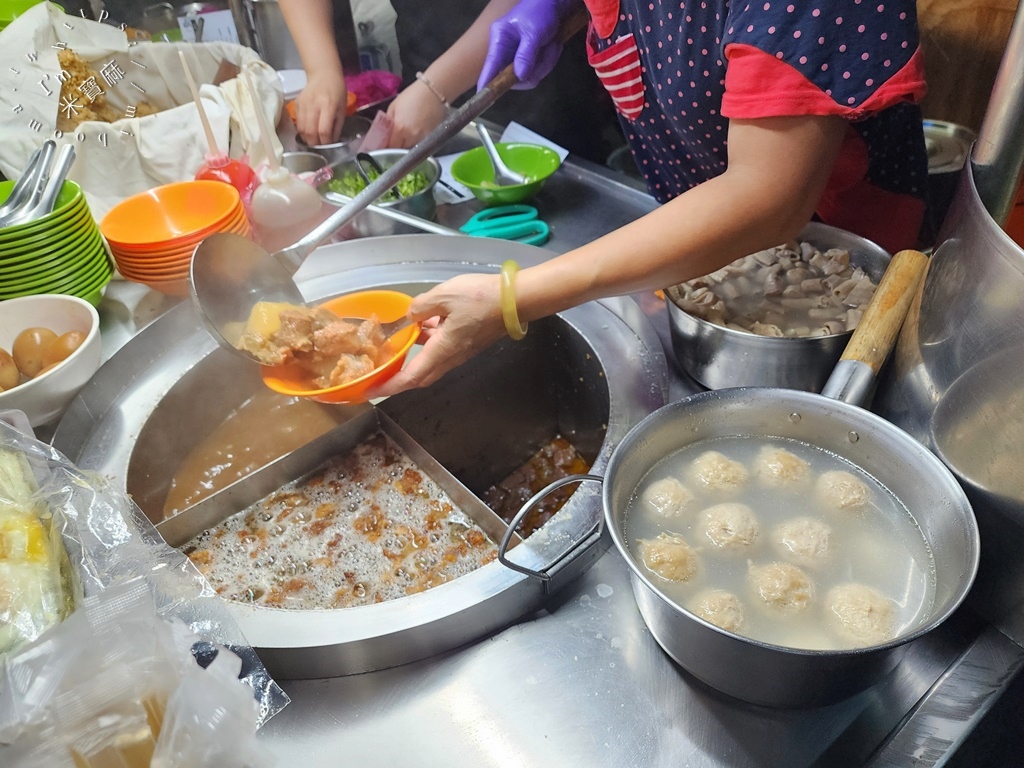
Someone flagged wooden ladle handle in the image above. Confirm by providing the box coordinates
[839,248,929,373]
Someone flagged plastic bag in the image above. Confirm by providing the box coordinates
[0,446,75,656]
[0,578,272,767]
[0,420,289,746]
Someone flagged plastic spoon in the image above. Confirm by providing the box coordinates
[245,71,322,229]
[180,50,259,205]
[475,122,527,186]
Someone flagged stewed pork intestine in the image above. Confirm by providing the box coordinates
[667,242,880,337]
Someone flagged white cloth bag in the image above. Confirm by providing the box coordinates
[0,3,283,219]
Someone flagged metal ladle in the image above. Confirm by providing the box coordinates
[190,8,589,362]
[475,122,527,186]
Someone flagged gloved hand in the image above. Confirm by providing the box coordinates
[476,0,580,91]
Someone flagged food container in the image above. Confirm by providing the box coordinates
[919,119,976,248]
[0,294,102,428]
[665,221,891,391]
[53,235,670,679]
[325,148,441,238]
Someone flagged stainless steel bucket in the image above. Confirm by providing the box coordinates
[876,161,1024,629]
[874,0,1024,636]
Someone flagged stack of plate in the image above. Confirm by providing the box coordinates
[100,180,251,297]
[0,180,114,306]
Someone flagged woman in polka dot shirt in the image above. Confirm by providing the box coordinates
[372,0,927,397]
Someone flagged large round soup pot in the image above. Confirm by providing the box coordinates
[570,251,978,708]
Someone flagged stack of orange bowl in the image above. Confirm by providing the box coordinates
[0,179,114,307]
[100,180,250,297]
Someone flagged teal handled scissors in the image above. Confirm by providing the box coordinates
[459,205,551,246]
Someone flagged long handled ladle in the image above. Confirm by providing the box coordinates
[190,9,589,362]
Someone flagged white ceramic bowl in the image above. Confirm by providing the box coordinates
[0,295,102,427]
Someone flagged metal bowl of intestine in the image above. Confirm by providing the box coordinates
[665,222,892,392]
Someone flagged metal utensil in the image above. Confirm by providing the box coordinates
[356,152,404,200]
[190,8,589,363]
[322,189,458,236]
[475,122,527,186]
[1,144,75,227]
[0,141,55,228]
[335,314,413,338]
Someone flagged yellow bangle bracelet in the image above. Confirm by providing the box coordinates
[499,260,528,341]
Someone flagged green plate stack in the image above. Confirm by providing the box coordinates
[0,180,114,306]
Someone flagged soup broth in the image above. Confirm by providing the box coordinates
[624,436,935,650]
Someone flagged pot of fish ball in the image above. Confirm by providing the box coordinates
[665,222,892,391]
[600,250,977,708]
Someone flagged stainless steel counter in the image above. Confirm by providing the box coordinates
[85,125,1024,767]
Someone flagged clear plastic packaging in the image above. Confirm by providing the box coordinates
[0,445,75,656]
[0,421,289,756]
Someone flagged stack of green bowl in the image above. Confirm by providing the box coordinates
[0,180,114,306]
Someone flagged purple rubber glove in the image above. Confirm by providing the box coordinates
[477,0,579,91]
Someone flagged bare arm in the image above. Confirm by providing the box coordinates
[516,115,848,316]
[278,0,347,145]
[388,0,520,146]
[373,114,848,394]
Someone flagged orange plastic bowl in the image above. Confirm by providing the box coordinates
[107,207,250,254]
[100,180,243,247]
[260,290,419,404]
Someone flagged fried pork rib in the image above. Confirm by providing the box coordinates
[238,302,387,387]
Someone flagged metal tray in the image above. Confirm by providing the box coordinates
[157,407,519,552]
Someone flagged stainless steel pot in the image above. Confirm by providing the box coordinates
[513,250,980,708]
[665,221,891,392]
[53,235,669,679]
[876,161,1024,630]
[873,3,1024,636]
[324,149,442,238]
[295,115,373,167]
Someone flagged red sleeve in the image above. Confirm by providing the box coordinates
[722,43,926,121]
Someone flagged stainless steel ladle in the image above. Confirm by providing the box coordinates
[190,8,588,363]
[475,122,527,186]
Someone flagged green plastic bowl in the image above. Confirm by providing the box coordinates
[451,143,561,206]
[0,206,95,260]
[0,249,110,298]
[0,180,86,241]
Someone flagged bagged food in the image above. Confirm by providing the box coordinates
[0,3,284,219]
[0,447,75,656]
[0,578,272,768]
[0,420,289,752]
